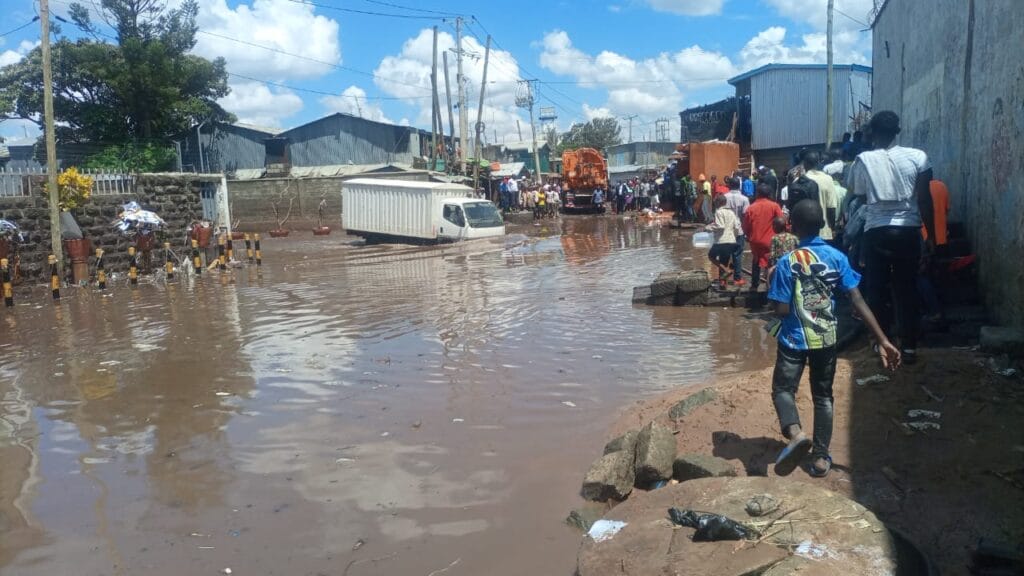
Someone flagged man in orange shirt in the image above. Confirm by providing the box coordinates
[922,178,950,255]
[743,183,785,292]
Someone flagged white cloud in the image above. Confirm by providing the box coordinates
[644,0,726,16]
[320,86,392,123]
[217,81,303,128]
[0,40,39,67]
[738,26,869,69]
[192,0,341,80]
[582,104,613,120]
[373,28,529,144]
[763,0,874,33]
[538,30,736,120]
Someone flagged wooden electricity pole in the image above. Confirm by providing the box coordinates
[430,26,439,171]
[825,0,835,151]
[40,0,63,275]
[472,36,491,194]
[455,17,468,173]
[443,51,455,168]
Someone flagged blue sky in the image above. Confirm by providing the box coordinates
[0,0,875,143]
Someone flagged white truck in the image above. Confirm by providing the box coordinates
[342,178,505,244]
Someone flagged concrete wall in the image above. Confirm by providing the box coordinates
[226,171,434,231]
[0,174,206,280]
[872,0,1024,326]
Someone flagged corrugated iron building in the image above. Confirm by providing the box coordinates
[178,122,280,174]
[728,64,872,172]
[280,113,423,168]
[606,142,677,170]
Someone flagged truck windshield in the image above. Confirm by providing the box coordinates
[463,202,504,228]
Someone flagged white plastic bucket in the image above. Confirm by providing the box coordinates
[691,232,713,248]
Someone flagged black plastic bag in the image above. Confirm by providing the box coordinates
[668,508,759,542]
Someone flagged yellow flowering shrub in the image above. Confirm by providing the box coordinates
[54,167,93,210]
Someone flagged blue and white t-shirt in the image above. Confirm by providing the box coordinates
[768,237,861,350]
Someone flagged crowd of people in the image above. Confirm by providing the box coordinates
[497,177,563,220]
[608,177,663,214]
[707,110,948,479]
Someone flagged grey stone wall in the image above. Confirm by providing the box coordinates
[226,171,433,231]
[872,0,1024,327]
[0,174,206,281]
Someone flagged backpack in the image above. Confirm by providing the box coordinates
[786,175,820,209]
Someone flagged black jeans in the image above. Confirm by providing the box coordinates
[863,226,921,350]
[772,344,837,458]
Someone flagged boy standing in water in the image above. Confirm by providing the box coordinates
[705,194,740,289]
[768,200,900,478]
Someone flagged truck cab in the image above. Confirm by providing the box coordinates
[438,198,505,241]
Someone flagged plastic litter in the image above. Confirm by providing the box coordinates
[906,421,940,431]
[587,519,627,543]
[856,374,890,386]
[907,409,941,419]
[561,401,577,408]
[667,508,759,541]
[692,232,713,248]
[795,540,835,560]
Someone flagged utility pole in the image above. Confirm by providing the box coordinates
[515,80,543,185]
[472,35,491,195]
[623,114,638,143]
[825,0,835,151]
[443,51,455,165]
[40,0,63,276]
[430,26,439,171]
[455,17,468,174]
[516,120,522,141]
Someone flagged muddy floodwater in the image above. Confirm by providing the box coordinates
[1,217,773,576]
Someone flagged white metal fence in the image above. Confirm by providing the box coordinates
[0,167,136,198]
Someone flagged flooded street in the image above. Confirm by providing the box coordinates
[1,217,773,576]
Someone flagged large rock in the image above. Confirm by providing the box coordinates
[673,454,737,481]
[566,502,612,532]
[669,387,717,421]
[633,421,676,487]
[603,430,639,457]
[980,326,1024,355]
[581,450,635,502]
[577,476,898,576]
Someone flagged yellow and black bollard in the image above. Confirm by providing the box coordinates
[217,234,227,271]
[96,248,106,290]
[129,246,138,286]
[254,233,262,267]
[245,233,254,263]
[192,238,202,276]
[164,242,174,279]
[1,258,12,307]
[226,235,234,263]
[49,255,60,300]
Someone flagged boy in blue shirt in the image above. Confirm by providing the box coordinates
[768,200,901,478]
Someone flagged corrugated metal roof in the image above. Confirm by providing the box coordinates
[502,140,549,152]
[492,162,526,177]
[747,66,872,150]
[728,63,872,85]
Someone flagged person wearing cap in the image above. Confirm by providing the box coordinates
[847,110,935,365]
[758,165,779,201]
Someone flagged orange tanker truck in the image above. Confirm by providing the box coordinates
[560,148,608,214]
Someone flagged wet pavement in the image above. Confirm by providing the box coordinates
[0,216,773,576]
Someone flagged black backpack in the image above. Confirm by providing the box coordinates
[787,175,820,209]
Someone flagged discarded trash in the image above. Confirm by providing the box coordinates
[561,401,577,408]
[452,418,464,423]
[795,540,835,560]
[587,519,627,543]
[920,385,945,403]
[651,479,669,489]
[215,392,231,397]
[352,539,365,551]
[667,508,758,541]
[335,457,355,464]
[221,569,233,575]
[856,374,890,386]
[591,355,603,360]
[906,421,940,431]
[380,432,390,437]
[907,409,941,419]
[744,494,780,517]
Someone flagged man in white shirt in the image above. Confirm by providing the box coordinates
[848,111,935,364]
[507,177,520,211]
[724,177,751,285]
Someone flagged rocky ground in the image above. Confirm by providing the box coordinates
[597,342,1024,575]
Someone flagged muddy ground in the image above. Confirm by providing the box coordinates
[608,342,1024,574]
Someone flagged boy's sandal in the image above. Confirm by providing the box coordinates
[774,435,812,477]
[809,454,832,478]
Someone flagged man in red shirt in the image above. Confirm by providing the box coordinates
[743,183,784,292]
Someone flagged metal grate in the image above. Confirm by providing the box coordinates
[0,167,135,198]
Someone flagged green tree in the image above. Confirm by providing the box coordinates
[558,117,622,154]
[0,0,231,144]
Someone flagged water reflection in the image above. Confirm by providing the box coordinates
[1,216,772,575]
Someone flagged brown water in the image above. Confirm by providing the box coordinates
[0,216,772,576]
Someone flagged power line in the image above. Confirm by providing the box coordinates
[0,16,40,37]
[360,0,460,17]
[285,0,444,20]
[226,72,428,101]
[834,7,869,27]
[196,29,430,93]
